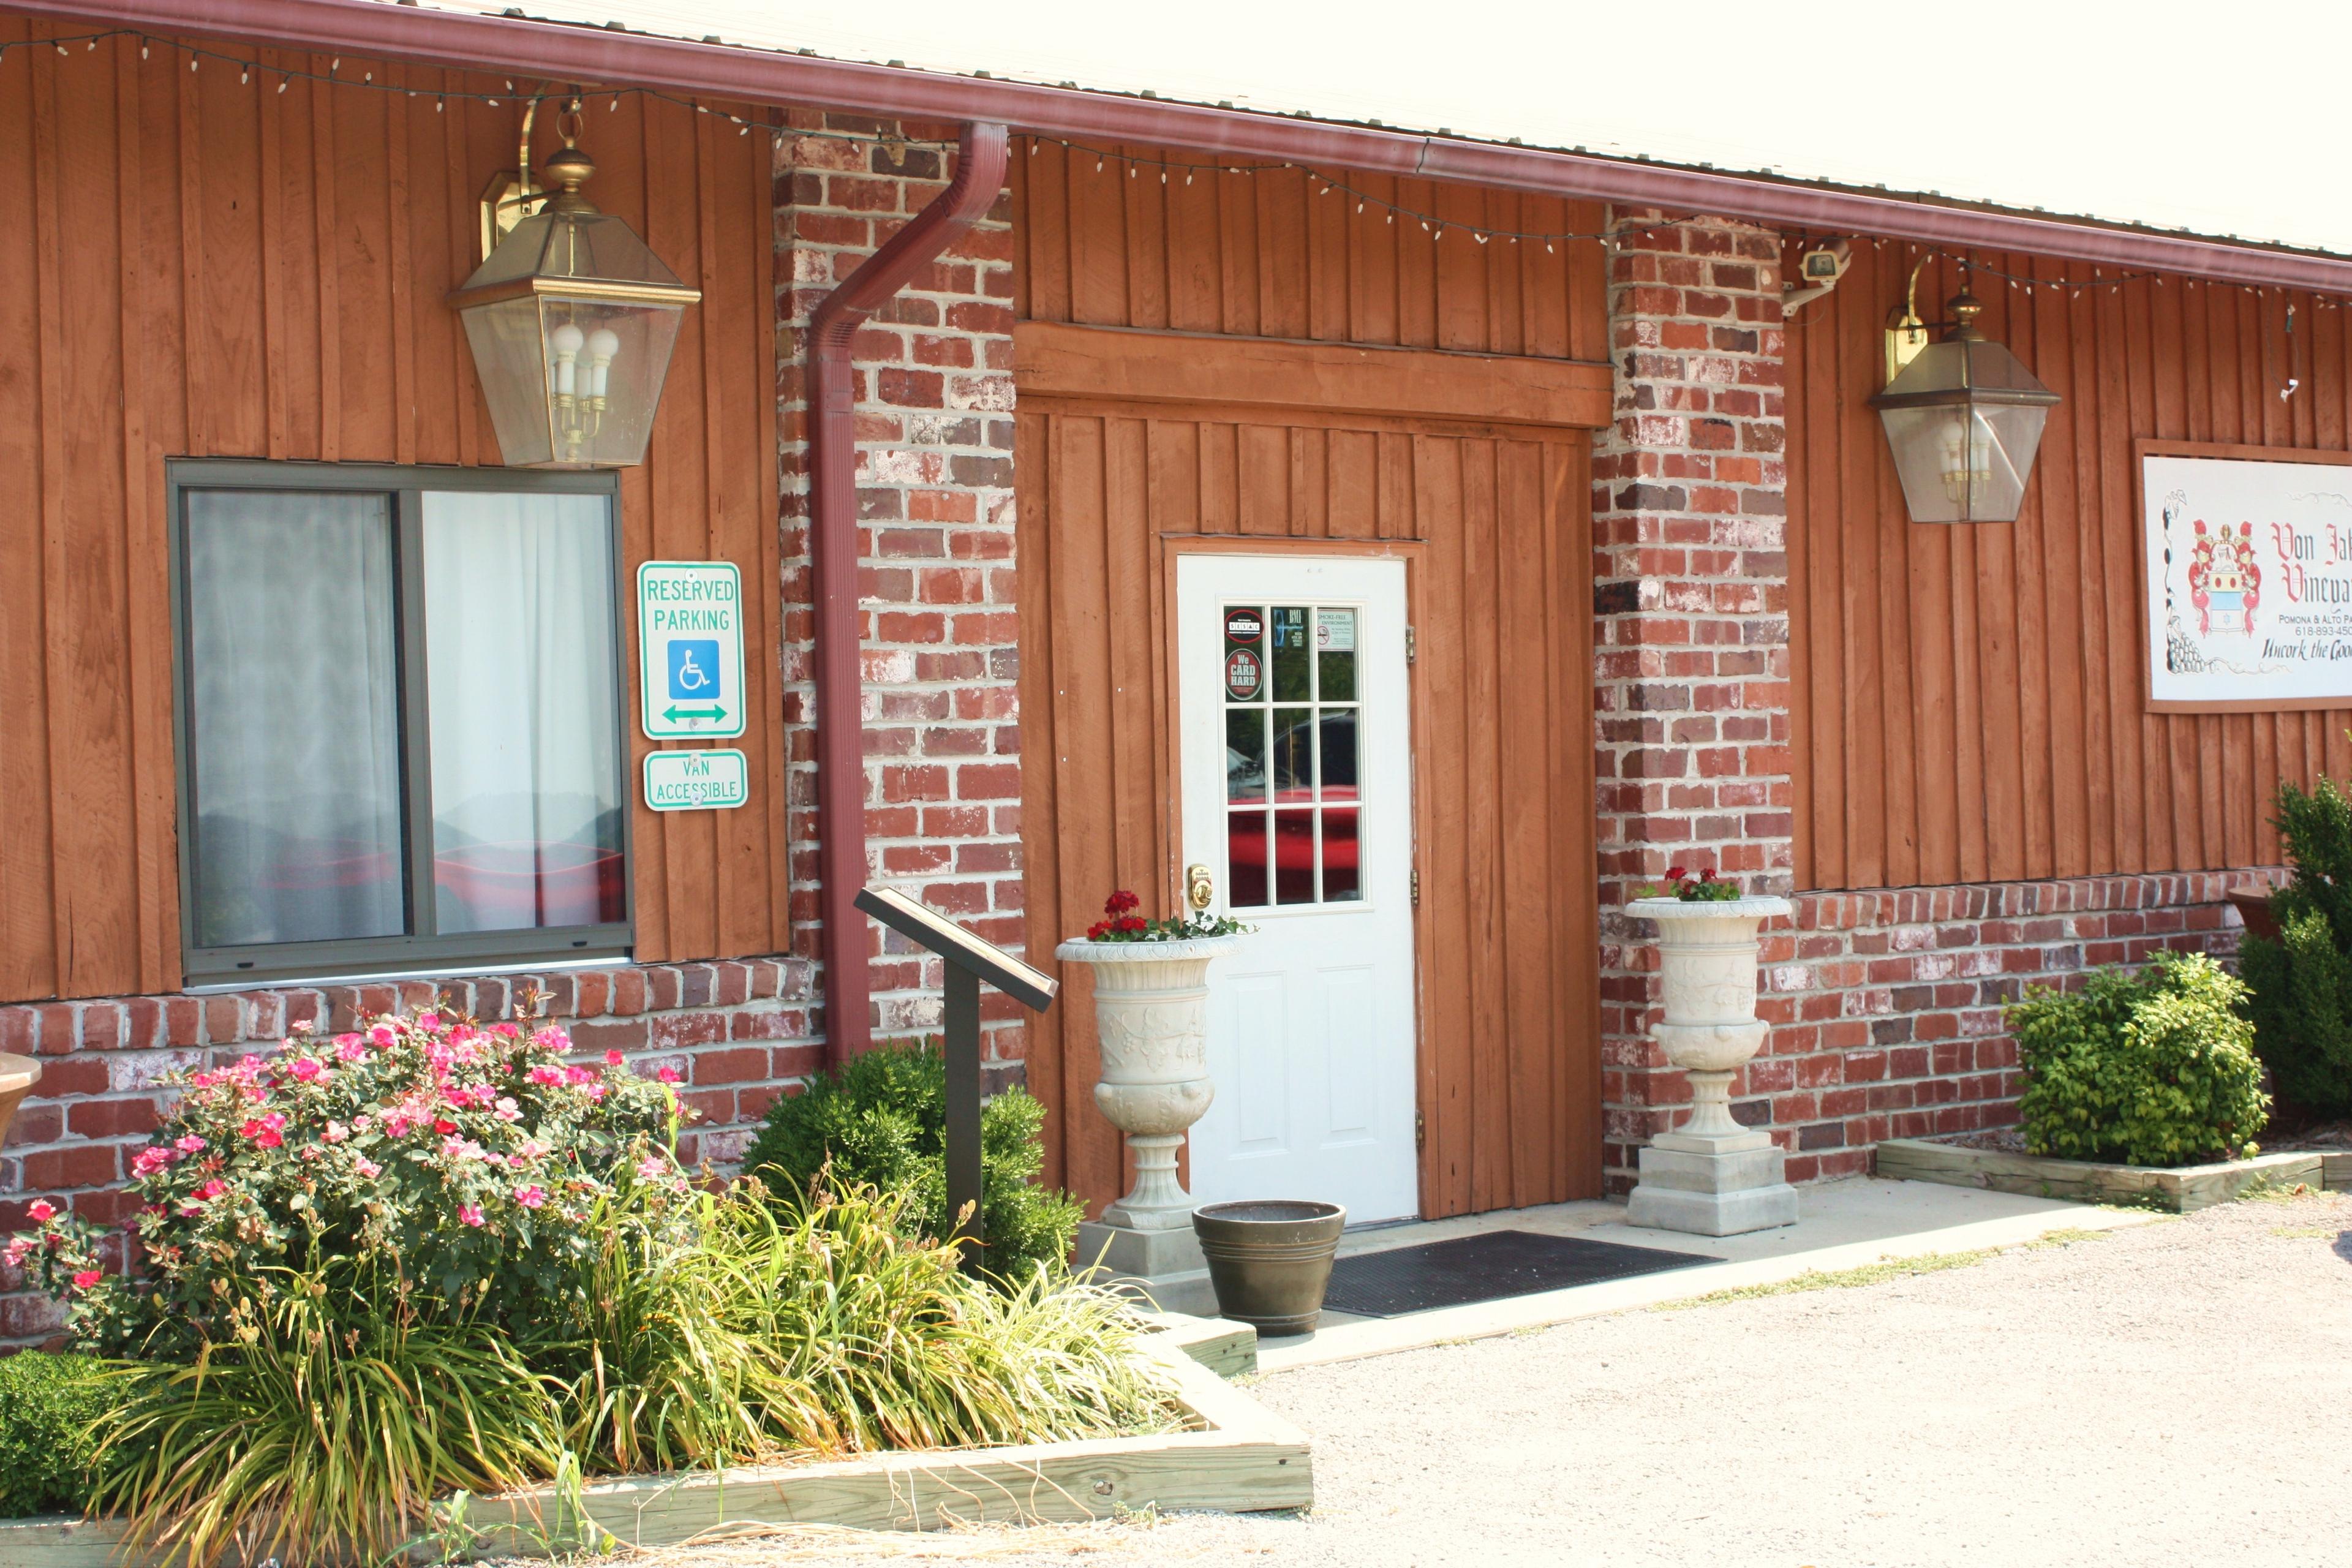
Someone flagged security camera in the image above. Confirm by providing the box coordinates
[1781,236,1852,316]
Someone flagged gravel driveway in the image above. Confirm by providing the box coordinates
[606,1190,2352,1568]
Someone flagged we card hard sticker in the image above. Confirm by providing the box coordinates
[1225,647,1264,700]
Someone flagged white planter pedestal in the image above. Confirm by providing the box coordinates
[1055,936,1237,1290]
[1623,895,1800,1237]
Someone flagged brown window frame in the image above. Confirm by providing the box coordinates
[167,459,632,990]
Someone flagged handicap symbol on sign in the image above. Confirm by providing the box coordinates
[667,639,720,699]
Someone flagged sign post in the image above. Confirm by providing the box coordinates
[853,886,1058,1272]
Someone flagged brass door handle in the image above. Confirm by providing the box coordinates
[1184,863,1215,912]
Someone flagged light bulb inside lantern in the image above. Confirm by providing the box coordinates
[585,327,621,400]
[549,321,586,399]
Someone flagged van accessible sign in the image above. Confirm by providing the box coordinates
[637,561,746,739]
[2142,443,2352,712]
[643,748,749,812]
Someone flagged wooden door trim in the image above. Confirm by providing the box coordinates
[1018,322,1612,431]
[1158,535,1439,1216]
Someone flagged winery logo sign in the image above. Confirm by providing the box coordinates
[2141,443,2352,712]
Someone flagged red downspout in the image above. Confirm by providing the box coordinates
[807,120,1009,1066]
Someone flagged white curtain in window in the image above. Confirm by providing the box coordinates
[423,491,620,933]
[186,491,405,948]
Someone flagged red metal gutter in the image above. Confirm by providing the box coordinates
[806,121,1009,1065]
[15,0,2352,293]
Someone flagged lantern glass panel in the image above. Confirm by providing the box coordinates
[1877,401,2052,524]
[535,293,684,467]
[461,296,556,467]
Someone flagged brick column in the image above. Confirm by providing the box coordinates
[774,115,1027,1079]
[1590,209,1793,1193]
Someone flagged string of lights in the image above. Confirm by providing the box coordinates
[9,26,2345,307]
[1022,135,1678,251]
[1787,232,2351,307]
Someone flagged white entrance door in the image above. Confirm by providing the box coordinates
[1177,552,1419,1224]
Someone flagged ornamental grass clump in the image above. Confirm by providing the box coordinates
[88,1265,566,1568]
[2010,952,2269,1167]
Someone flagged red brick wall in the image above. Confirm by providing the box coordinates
[772,112,1028,1061]
[1590,208,1796,1189]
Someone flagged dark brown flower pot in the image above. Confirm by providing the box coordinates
[1193,1199,1346,1335]
[2228,884,2280,943]
[0,1055,39,1147]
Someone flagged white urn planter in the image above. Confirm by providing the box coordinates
[1623,895,1800,1237]
[1054,935,1238,1282]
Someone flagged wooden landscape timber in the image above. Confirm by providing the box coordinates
[0,1332,1305,1567]
[1875,1137,2324,1212]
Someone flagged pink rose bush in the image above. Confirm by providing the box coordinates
[10,1008,692,1359]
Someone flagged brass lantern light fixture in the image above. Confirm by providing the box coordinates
[1869,261,2059,524]
[450,104,700,468]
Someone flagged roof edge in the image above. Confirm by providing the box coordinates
[12,0,2352,292]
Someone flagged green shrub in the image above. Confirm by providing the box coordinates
[741,1042,1084,1282]
[2239,774,2352,1113]
[2010,952,2269,1166]
[0,1351,109,1517]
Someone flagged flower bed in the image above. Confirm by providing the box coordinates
[0,1327,1310,1567]
[2,1006,1225,1566]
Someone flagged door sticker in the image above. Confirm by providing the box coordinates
[1315,608,1356,651]
[1224,647,1264,701]
[1225,608,1264,643]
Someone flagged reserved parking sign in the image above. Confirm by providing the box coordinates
[637,561,747,739]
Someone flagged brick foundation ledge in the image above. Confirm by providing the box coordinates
[1602,868,2283,1197]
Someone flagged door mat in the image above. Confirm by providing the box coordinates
[1320,1227,1710,1317]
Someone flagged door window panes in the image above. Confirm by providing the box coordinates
[175,469,628,984]
[1226,707,1267,804]
[1219,600,1367,909]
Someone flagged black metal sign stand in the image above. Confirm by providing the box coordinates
[853,885,1058,1272]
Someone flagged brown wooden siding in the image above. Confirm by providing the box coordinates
[0,23,784,1002]
[1012,138,1610,363]
[1015,377,1601,1218]
[1789,246,2352,890]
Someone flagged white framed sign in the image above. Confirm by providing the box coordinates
[643,748,749,812]
[636,560,747,739]
[2141,440,2352,712]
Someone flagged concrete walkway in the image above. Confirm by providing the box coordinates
[627,1186,2352,1567]
[1251,1175,2153,1370]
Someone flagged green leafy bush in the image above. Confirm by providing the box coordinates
[741,1042,1083,1281]
[2010,952,2269,1166]
[2239,774,2352,1113]
[0,1351,109,1517]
